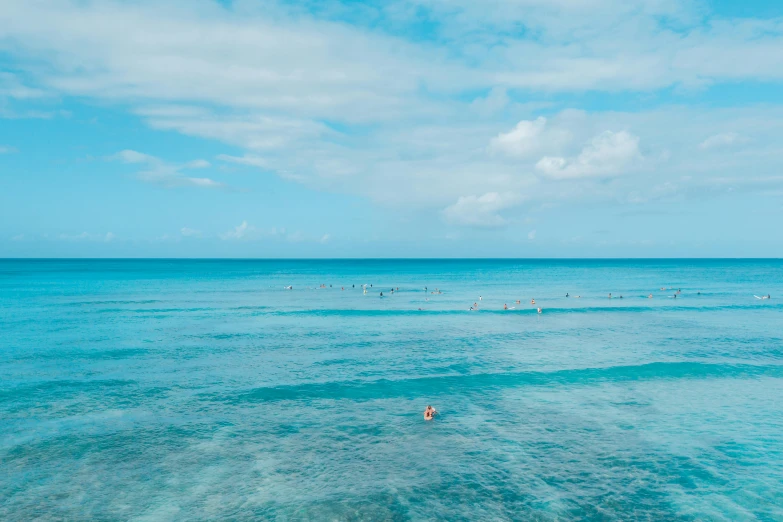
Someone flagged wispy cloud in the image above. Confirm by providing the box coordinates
[58,232,115,242]
[220,220,255,240]
[216,154,269,168]
[180,227,201,237]
[0,145,18,154]
[699,132,747,150]
[111,150,226,189]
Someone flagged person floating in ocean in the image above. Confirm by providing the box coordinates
[380,292,384,297]
[648,294,653,298]
[608,293,612,298]
[531,298,535,305]
[424,405,438,421]
[566,293,569,297]
[537,307,542,314]
[479,296,482,301]
[516,300,521,304]
[504,303,508,310]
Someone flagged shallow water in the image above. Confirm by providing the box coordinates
[1,259,782,521]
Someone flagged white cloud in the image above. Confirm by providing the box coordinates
[0,145,18,154]
[220,220,255,240]
[442,192,523,228]
[180,227,201,237]
[536,130,640,180]
[111,149,226,189]
[699,132,746,150]
[490,117,548,158]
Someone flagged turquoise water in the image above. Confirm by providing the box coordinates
[1,259,782,521]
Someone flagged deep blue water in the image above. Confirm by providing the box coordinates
[1,259,782,521]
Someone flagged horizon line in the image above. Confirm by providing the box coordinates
[1,257,781,261]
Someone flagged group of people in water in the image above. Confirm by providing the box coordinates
[289,284,771,314]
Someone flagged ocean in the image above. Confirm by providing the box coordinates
[1,259,781,520]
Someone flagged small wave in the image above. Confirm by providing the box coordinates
[219,361,783,403]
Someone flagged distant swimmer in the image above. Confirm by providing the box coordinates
[285,286,292,290]
[380,292,384,297]
[473,302,478,309]
[566,293,569,297]
[531,299,536,305]
[424,405,438,421]
[479,296,482,301]
[619,295,623,299]
[648,294,653,298]
[504,304,508,310]
[537,307,542,314]
[341,287,344,291]
[516,300,521,304]
[608,293,612,299]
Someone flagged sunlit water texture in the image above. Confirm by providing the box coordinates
[1,259,782,520]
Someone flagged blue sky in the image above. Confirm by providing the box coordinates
[1,0,782,257]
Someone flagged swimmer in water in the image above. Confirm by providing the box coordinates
[479,296,482,301]
[424,405,438,421]
[504,303,508,310]
[531,298,535,305]
[648,294,653,298]
[537,307,542,314]
[566,293,569,297]
[380,292,383,297]
[516,300,521,304]
[608,293,612,299]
